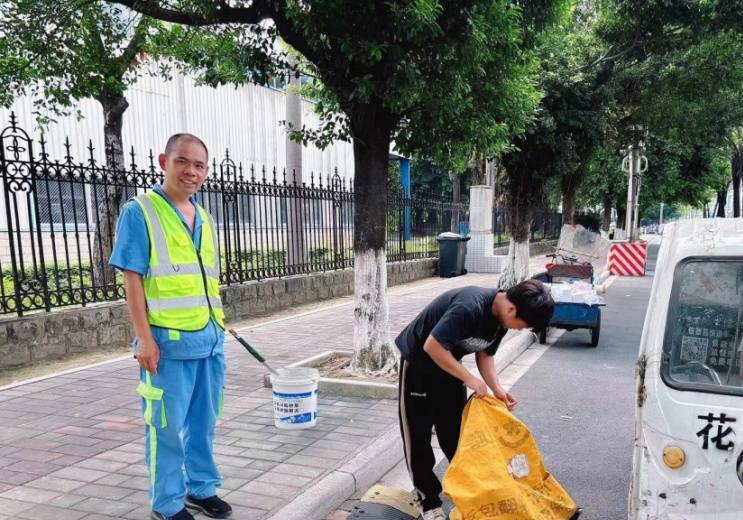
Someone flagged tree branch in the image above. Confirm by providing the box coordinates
[112,0,270,27]
[119,16,148,68]
[267,8,355,101]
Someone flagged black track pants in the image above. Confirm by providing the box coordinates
[398,358,467,511]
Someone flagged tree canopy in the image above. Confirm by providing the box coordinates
[0,1,163,124]
[110,0,573,371]
[574,0,743,222]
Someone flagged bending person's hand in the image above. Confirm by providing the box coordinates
[466,376,489,398]
[494,385,518,411]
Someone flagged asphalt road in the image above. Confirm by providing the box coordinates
[505,246,658,520]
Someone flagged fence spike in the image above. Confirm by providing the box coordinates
[64,137,73,165]
[39,133,49,163]
[250,164,256,182]
[9,111,18,131]
[261,165,266,182]
[107,142,119,169]
[272,166,277,184]
[310,171,315,187]
[292,168,297,185]
[129,146,137,172]
[281,168,287,185]
[238,162,244,181]
[86,139,97,168]
[148,150,157,175]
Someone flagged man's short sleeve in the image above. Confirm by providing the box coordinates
[109,200,150,275]
[429,303,474,351]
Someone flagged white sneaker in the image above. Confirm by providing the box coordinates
[421,507,447,520]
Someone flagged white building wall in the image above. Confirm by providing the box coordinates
[0,72,355,234]
[0,72,354,179]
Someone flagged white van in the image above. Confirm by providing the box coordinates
[629,218,743,519]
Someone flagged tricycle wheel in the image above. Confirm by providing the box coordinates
[539,328,548,344]
[590,312,601,348]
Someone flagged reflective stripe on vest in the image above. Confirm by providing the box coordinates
[135,192,224,331]
[146,295,224,312]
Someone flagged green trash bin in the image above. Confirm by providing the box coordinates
[437,232,470,278]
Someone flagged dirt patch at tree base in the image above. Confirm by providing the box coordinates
[311,352,397,385]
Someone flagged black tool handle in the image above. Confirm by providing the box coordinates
[228,329,266,362]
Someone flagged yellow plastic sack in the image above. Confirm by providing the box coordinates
[443,396,578,520]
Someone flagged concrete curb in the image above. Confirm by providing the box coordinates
[268,331,537,520]
[269,428,402,520]
[262,350,400,399]
[494,329,538,375]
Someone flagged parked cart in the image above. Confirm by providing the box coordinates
[531,249,604,347]
[532,269,604,347]
[540,299,603,347]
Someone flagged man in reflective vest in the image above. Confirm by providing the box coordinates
[110,134,232,520]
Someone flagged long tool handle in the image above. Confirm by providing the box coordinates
[228,329,281,377]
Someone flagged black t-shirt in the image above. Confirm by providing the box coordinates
[394,286,506,369]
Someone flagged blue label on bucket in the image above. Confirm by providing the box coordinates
[279,412,314,424]
[273,391,313,399]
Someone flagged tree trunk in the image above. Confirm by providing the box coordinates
[349,107,397,375]
[92,90,129,291]
[602,195,612,233]
[733,144,742,218]
[450,173,460,233]
[561,174,577,225]
[716,189,727,217]
[472,153,487,185]
[498,173,539,290]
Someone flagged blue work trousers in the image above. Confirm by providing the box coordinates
[138,354,226,516]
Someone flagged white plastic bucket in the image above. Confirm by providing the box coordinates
[271,367,319,429]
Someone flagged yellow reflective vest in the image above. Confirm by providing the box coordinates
[134,192,224,331]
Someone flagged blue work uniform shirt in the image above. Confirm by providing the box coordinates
[109,183,224,360]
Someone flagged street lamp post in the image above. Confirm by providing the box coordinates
[632,148,648,240]
[621,125,648,241]
[622,147,634,238]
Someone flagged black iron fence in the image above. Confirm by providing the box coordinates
[529,210,563,243]
[0,115,468,316]
[492,207,562,247]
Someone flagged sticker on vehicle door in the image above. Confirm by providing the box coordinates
[680,335,709,362]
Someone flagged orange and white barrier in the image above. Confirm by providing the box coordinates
[609,241,647,276]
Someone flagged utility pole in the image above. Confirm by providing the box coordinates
[621,125,648,241]
[622,147,634,239]
[285,61,306,268]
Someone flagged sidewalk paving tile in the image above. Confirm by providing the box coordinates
[16,503,88,520]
